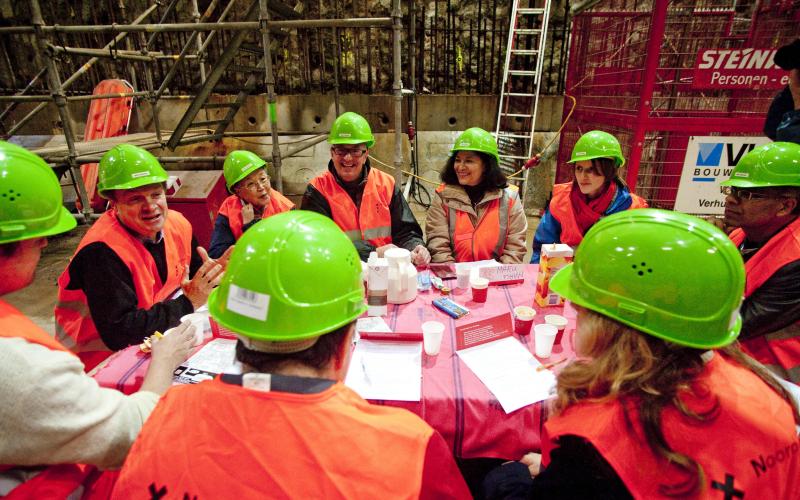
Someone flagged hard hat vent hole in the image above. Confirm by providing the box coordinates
[2,189,19,201]
[631,262,653,277]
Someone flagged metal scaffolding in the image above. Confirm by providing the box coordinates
[0,0,405,218]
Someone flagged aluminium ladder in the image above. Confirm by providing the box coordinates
[494,0,551,194]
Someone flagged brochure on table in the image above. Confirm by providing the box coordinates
[455,313,556,413]
[173,338,237,384]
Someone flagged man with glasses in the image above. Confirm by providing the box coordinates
[209,150,294,258]
[720,141,800,382]
[302,112,430,265]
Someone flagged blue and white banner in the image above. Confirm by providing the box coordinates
[674,136,770,215]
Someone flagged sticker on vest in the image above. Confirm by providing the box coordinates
[130,171,151,179]
[242,372,272,392]
[227,284,270,321]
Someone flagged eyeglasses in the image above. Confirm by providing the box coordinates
[719,186,777,201]
[240,176,271,192]
[332,147,367,158]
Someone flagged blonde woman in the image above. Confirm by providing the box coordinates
[485,209,799,498]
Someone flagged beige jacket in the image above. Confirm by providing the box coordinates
[425,184,528,264]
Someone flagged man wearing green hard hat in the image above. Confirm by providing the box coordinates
[302,111,430,265]
[113,211,469,498]
[0,141,194,497]
[484,209,799,498]
[720,141,800,382]
[208,149,294,258]
[55,144,232,371]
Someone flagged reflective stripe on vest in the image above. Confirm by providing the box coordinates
[310,168,394,247]
[113,380,434,498]
[549,183,648,247]
[217,190,295,240]
[730,218,800,382]
[542,354,800,499]
[439,184,515,262]
[54,210,193,371]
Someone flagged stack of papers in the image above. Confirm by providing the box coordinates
[173,338,236,384]
[458,337,556,413]
[345,340,422,402]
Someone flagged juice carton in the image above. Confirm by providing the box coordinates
[534,244,574,307]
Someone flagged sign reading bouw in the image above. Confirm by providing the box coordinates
[674,136,770,215]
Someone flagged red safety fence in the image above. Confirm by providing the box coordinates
[555,0,800,210]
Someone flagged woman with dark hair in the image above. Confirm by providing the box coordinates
[485,210,800,499]
[531,130,647,263]
[425,127,528,263]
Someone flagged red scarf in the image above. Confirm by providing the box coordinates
[569,181,617,234]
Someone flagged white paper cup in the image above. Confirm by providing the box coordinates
[456,267,471,289]
[534,323,558,358]
[180,312,210,346]
[421,321,446,356]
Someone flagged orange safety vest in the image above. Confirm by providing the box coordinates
[730,218,800,382]
[0,300,117,499]
[55,210,192,371]
[217,190,295,240]
[437,184,517,262]
[310,168,394,246]
[112,378,439,498]
[542,354,800,499]
[549,183,648,247]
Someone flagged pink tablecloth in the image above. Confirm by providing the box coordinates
[93,265,576,460]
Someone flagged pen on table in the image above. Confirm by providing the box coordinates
[536,358,568,372]
[361,357,372,384]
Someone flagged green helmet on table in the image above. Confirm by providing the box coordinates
[0,141,77,244]
[97,144,168,198]
[719,142,800,189]
[450,127,500,163]
[208,210,366,351]
[329,112,375,148]
[549,209,744,349]
[569,130,626,167]
[223,150,267,192]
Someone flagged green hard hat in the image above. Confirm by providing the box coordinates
[208,210,366,341]
[223,150,266,192]
[549,209,744,349]
[329,112,375,148]
[0,141,77,244]
[450,127,500,163]
[569,130,626,168]
[719,142,800,189]
[97,144,168,198]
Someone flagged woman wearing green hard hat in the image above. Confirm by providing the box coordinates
[485,209,799,498]
[426,127,528,263]
[0,141,194,497]
[531,130,647,263]
[208,150,294,259]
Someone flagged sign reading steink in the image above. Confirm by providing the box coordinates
[692,48,789,90]
[674,136,770,215]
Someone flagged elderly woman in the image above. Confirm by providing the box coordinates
[209,150,294,258]
[485,209,800,498]
[531,130,647,263]
[425,127,528,263]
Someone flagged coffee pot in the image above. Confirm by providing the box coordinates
[385,248,417,304]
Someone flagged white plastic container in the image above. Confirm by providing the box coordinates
[367,255,389,316]
[385,247,417,304]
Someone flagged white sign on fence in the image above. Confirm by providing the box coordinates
[674,136,770,215]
